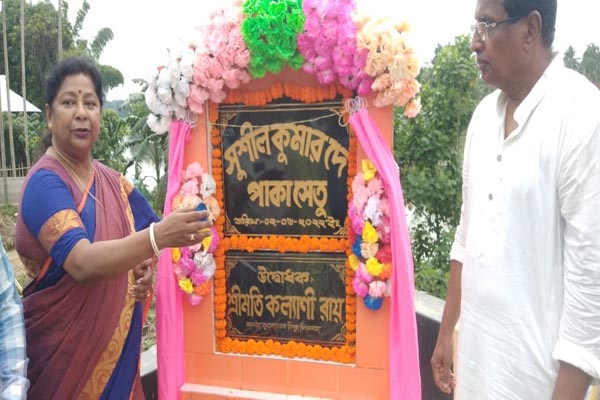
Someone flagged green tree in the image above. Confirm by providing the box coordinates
[580,43,600,85]
[1,112,45,168]
[394,35,487,298]
[563,45,580,71]
[123,81,169,213]
[1,0,123,109]
[2,0,74,108]
[92,108,129,172]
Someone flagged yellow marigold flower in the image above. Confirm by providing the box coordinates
[366,258,383,277]
[362,159,377,181]
[202,234,212,251]
[171,247,181,263]
[178,278,194,294]
[362,221,379,244]
[348,254,359,271]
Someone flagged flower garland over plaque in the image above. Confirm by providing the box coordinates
[144,0,420,134]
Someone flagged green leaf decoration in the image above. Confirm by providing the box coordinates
[241,0,306,78]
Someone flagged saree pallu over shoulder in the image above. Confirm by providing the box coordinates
[19,157,139,399]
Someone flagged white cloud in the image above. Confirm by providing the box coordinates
[56,0,600,100]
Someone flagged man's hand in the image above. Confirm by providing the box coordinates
[552,361,591,400]
[130,258,154,302]
[431,331,456,394]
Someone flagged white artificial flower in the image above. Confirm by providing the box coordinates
[363,196,382,227]
[200,173,217,198]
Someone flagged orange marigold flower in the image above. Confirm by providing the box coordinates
[272,341,282,356]
[231,339,240,353]
[322,347,332,361]
[215,329,226,339]
[238,341,248,354]
[220,337,233,353]
[246,339,257,355]
[255,341,266,356]
[215,320,227,330]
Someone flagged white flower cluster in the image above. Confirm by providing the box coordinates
[145,45,196,134]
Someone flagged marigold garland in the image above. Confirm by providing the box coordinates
[212,84,357,363]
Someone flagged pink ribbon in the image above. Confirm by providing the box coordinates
[156,121,192,400]
[349,108,421,400]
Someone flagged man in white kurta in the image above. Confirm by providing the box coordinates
[431,0,600,399]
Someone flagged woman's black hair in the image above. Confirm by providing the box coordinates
[41,57,104,150]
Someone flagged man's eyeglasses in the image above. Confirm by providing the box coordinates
[470,16,522,41]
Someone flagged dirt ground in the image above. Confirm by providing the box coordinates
[8,249,28,292]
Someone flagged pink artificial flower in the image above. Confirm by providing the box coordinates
[356,262,373,283]
[366,176,384,197]
[188,87,208,114]
[317,69,336,84]
[352,275,369,297]
[348,203,364,235]
[207,226,220,253]
[352,187,369,213]
[185,162,203,181]
[368,280,387,298]
[376,221,391,244]
[180,179,199,195]
[352,172,365,191]
[378,197,390,217]
[189,294,203,306]
[191,269,207,286]
[178,255,196,276]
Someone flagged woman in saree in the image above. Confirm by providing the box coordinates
[15,57,211,399]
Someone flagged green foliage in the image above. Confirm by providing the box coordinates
[563,46,580,71]
[1,112,46,167]
[580,44,600,85]
[0,0,123,109]
[394,35,487,298]
[93,109,129,172]
[1,0,74,108]
[564,43,600,86]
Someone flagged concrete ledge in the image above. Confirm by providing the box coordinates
[141,291,453,400]
[181,383,333,399]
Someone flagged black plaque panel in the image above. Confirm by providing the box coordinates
[220,99,349,238]
[225,251,346,346]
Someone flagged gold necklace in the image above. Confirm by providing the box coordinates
[52,150,104,209]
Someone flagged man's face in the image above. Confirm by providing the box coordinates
[471,0,522,89]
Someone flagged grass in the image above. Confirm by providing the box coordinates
[1,204,157,351]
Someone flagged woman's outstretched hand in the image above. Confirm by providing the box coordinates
[154,207,213,250]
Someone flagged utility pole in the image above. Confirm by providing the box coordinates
[57,0,62,60]
[21,0,30,168]
[1,0,17,176]
[0,1,7,203]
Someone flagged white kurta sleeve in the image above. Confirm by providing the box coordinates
[553,98,600,382]
[450,118,476,264]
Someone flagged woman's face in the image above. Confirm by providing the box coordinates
[45,73,101,160]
